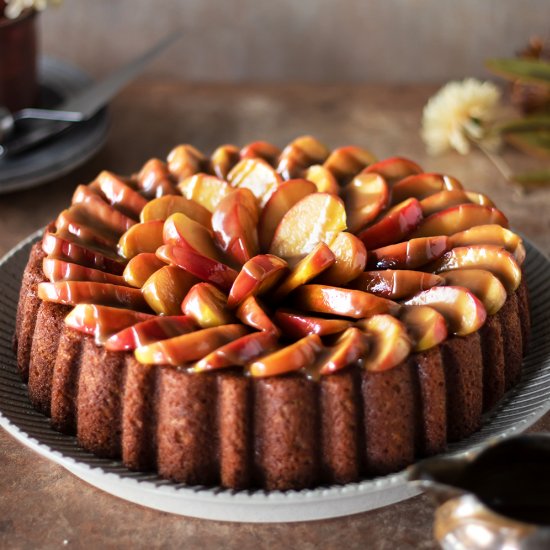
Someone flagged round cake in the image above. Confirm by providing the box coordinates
[13,136,530,491]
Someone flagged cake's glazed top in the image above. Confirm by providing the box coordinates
[36,136,526,378]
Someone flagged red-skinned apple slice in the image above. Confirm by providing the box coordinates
[248,334,323,377]
[104,315,196,351]
[236,296,280,335]
[142,265,198,315]
[399,305,448,352]
[277,136,330,179]
[350,270,443,299]
[177,173,233,212]
[227,254,288,308]
[449,224,525,264]
[211,144,240,179]
[317,327,370,375]
[304,165,340,194]
[123,253,166,288]
[362,156,422,184]
[420,189,494,216]
[167,144,207,181]
[258,179,317,251]
[65,304,153,344]
[275,309,352,339]
[367,236,450,270]
[292,284,398,318]
[269,193,347,260]
[212,188,260,265]
[403,286,487,336]
[439,269,507,315]
[181,282,234,328]
[274,242,335,299]
[135,324,249,366]
[341,172,390,232]
[193,331,279,372]
[140,195,211,227]
[240,141,281,164]
[390,173,463,204]
[411,204,509,238]
[56,206,119,249]
[43,258,127,286]
[163,212,222,259]
[323,146,377,183]
[38,281,150,311]
[429,245,522,293]
[316,232,367,286]
[356,314,411,372]
[118,220,164,259]
[92,170,148,219]
[357,197,423,250]
[137,158,179,197]
[227,158,282,206]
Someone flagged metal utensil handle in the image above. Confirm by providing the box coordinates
[14,108,85,122]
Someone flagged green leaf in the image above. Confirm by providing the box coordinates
[512,169,550,187]
[504,129,550,159]
[486,58,550,86]
[495,115,550,134]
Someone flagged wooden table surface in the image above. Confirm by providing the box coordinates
[0,81,549,549]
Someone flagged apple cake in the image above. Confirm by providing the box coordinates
[14,136,530,490]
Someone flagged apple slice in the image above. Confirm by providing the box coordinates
[56,206,120,249]
[38,281,150,311]
[269,193,347,260]
[212,188,260,265]
[449,224,525,264]
[240,141,281,164]
[123,253,166,288]
[248,334,323,377]
[118,220,164,259]
[167,144,207,180]
[274,242,335,299]
[211,144,240,179]
[367,236,450,270]
[429,245,522,293]
[227,254,288,308]
[43,258,126,286]
[350,270,443,299]
[420,189,494,216]
[105,316,196,351]
[181,282,234,328]
[439,269,507,315]
[227,158,283,206]
[177,173,233,212]
[193,331,279,372]
[140,195,211,227]
[323,146,377,183]
[275,309,352,339]
[390,173,463,204]
[317,327,370,375]
[163,212,221,257]
[316,232,367,286]
[236,296,280,335]
[135,324,249,366]
[404,286,487,336]
[362,156,422,184]
[142,265,198,315]
[65,304,153,344]
[137,158,179,197]
[399,305,448,352]
[258,179,317,251]
[292,284,398,318]
[357,314,411,372]
[411,204,509,238]
[357,197,423,250]
[93,170,148,219]
[304,165,340,195]
[42,228,125,275]
[341,172,389,232]
[277,136,330,179]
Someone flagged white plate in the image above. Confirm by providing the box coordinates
[0,232,549,523]
[0,58,109,194]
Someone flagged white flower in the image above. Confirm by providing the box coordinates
[421,78,501,156]
[5,0,62,19]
